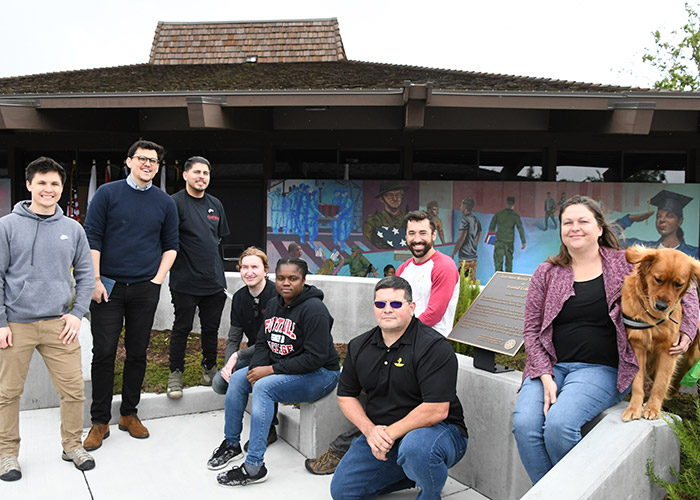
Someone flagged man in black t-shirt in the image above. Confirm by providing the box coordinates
[330,276,469,499]
[167,156,230,399]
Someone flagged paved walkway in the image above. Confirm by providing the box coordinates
[7,407,487,500]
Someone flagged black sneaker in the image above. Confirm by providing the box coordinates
[217,463,267,487]
[207,440,244,470]
[244,425,278,452]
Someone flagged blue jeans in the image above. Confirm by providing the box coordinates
[330,422,468,500]
[224,366,340,467]
[512,362,630,484]
[211,357,251,395]
[213,357,279,426]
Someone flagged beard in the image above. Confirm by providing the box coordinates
[408,239,433,259]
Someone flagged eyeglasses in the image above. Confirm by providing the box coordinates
[131,155,159,166]
[374,300,408,309]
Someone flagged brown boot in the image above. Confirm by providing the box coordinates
[118,415,149,439]
[83,424,110,451]
[304,447,343,475]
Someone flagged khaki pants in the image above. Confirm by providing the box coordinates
[0,318,84,456]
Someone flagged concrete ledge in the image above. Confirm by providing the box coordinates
[521,403,677,500]
[449,355,531,500]
[152,273,379,344]
[82,385,225,426]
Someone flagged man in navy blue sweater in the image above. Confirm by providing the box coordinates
[83,139,179,450]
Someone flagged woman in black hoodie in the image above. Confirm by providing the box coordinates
[210,258,341,487]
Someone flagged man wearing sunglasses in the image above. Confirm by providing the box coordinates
[306,209,460,476]
[330,276,468,499]
[83,139,178,450]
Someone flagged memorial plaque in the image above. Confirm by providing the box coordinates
[448,271,531,356]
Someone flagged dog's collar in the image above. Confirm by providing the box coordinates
[622,313,666,329]
[622,307,679,330]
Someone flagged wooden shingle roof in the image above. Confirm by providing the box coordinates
[149,18,346,65]
[0,61,637,95]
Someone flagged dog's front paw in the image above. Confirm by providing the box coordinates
[642,406,662,420]
[621,405,642,422]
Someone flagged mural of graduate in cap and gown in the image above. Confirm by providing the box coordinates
[616,189,699,259]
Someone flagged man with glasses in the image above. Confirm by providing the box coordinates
[330,276,468,499]
[166,156,229,399]
[83,139,178,450]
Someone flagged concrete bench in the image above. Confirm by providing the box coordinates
[19,272,681,499]
[274,355,678,500]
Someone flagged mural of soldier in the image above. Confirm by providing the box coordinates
[338,188,354,251]
[427,200,446,243]
[331,189,342,247]
[306,189,324,247]
[282,187,293,234]
[297,184,311,243]
[489,196,526,272]
[268,187,284,234]
[336,245,379,277]
[363,181,409,249]
[543,191,557,231]
[616,189,699,258]
[451,197,482,282]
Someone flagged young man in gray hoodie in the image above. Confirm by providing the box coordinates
[0,157,95,481]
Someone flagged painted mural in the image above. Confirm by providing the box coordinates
[0,179,10,217]
[266,180,700,284]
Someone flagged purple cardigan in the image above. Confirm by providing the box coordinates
[522,246,699,392]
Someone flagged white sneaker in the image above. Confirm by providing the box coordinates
[62,446,95,471]
[0,456,21,481]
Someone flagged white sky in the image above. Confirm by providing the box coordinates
[0,1,693,87]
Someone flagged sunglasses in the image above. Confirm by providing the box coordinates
[374,300,408,309]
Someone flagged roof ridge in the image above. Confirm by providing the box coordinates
[155,18,339,26]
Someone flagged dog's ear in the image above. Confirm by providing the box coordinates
[626,245,656,265]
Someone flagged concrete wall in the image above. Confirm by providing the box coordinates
[152,272,380,344]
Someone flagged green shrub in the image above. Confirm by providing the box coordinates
[647,400,700,499]
[450,264,481,356]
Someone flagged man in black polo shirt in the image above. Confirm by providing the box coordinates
[166,156,230,399]
[330,276,468,500]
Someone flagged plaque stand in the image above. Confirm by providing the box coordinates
[473,347,513,374]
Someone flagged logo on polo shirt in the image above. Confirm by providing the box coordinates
[394,357,405,367]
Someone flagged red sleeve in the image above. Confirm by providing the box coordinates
[418,255,458,327]
[396,260,410,276]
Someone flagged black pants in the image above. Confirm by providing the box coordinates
[90,280,161,424]
[169,290,227,372]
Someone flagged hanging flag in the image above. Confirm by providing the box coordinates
[160,161,166,191]
[105,160,112,183]
[87,160,97,206]
[66,161,81,222]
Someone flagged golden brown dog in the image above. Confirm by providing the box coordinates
[621,246,700,422]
